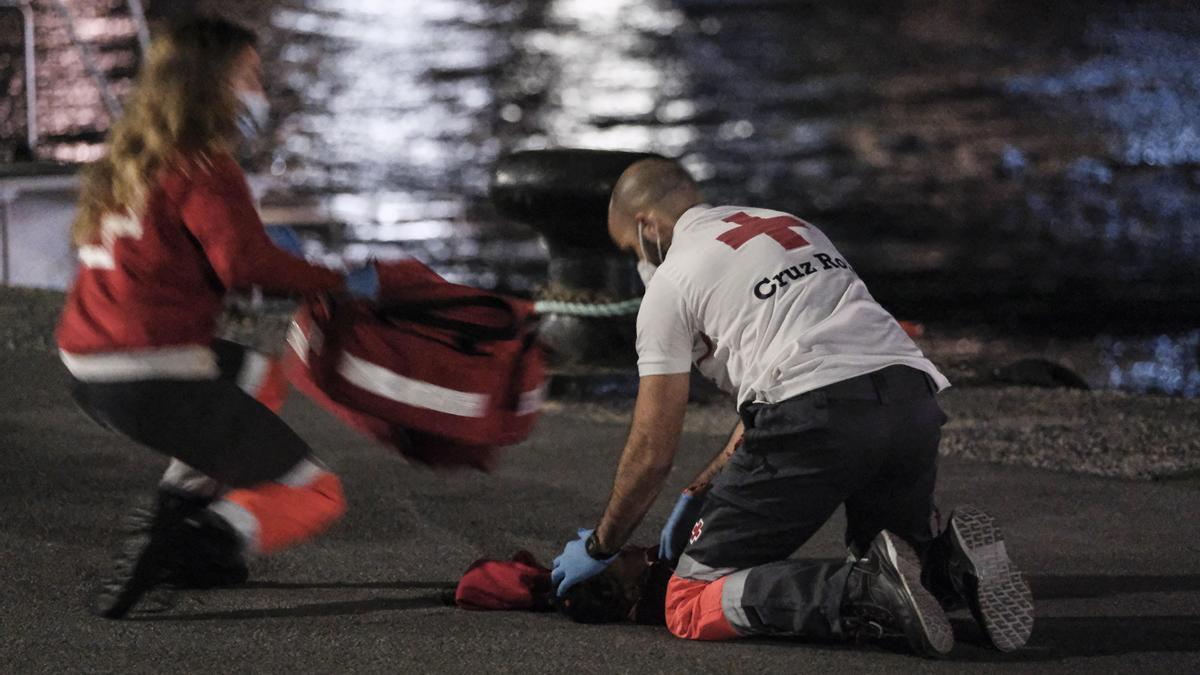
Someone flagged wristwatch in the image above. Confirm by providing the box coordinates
[585,530,619,560]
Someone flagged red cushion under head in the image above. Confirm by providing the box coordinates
[454,551,552,611]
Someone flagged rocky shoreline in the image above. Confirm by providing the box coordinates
[6,286,1197,481]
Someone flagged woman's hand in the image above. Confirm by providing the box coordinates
[343,264,380,301]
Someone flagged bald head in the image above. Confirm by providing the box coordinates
[608,158,702,259]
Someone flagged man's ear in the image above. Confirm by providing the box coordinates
[636,210,663,243]
[647,212,677,249]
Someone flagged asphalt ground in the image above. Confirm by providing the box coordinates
[2,352,1199,673]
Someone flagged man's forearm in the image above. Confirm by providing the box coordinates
[592,373,691,552]
[594,431,675,551]
[683,420,743,496]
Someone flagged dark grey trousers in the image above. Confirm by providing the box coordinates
[68,340,311,488]
[674,365,947,638]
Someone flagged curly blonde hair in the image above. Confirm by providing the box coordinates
[72,17,257,246]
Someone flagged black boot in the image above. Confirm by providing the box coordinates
[91,493,248,619]
[169,508,249,590]
[91,494,186,619]
[922,505,1034,652]
[151,488,248,589]
[841,530,955,657]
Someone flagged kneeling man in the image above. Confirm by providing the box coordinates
[550,159,1033,656]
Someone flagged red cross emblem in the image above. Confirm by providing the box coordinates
[689,518,704,545]
[717,212,811,251]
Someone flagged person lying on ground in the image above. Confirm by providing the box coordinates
[452,545,671,626]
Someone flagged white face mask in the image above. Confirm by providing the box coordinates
[235,90,271,140]
[637,259,658,287]
[636,220,664,286]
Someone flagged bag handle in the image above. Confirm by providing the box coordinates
[376,295,521,343]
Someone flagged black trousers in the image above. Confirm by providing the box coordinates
[674,365,947,638]
[69,340,310,488]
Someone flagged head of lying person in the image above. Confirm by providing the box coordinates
[557,546,674,625]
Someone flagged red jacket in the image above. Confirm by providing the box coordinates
[58,152,344,380]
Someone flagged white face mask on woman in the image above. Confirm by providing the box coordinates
[636,220,664,287]
[235,90,271,140]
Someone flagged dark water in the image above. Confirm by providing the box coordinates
[2,0,1199,393]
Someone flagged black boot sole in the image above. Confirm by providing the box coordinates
[947,505,1035,652]
[876,531,955,657]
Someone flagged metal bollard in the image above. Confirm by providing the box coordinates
[490,149,661,367]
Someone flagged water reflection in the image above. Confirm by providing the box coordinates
[1100,331,1200,399]
[10,1,1200,274]
[3,0,1200,395]
[248,0,703,290]
[269,0,504,194]
[529,0,691,153]
[1008,9,1200,168]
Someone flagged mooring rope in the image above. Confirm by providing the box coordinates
[533,297,642,317]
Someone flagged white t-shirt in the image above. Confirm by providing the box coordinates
[636,204,949,407]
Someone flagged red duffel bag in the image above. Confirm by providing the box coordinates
[283,260,546,465]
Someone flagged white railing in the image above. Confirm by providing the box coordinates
[49,0,122,118]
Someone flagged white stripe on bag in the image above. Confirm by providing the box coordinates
[338,352,489,418]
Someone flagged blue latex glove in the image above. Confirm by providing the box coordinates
[660,492,705,562]
[265,225,305,258]
[551,528,616,597]
[344,264,380,301]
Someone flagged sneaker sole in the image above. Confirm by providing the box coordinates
[948,505,1035,651]
[879,531,955,657]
